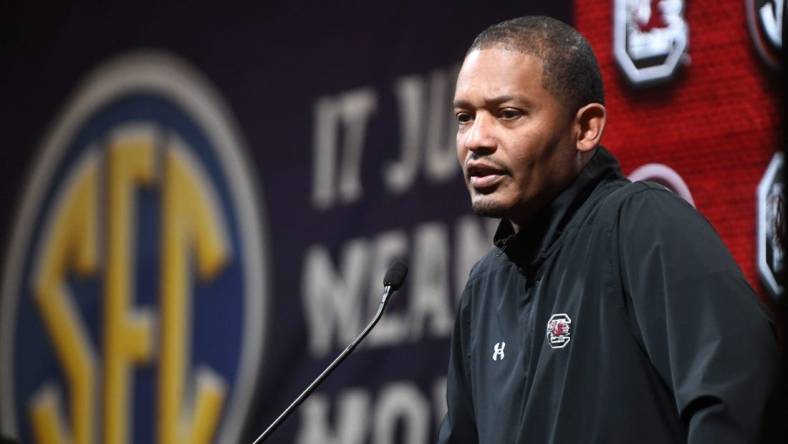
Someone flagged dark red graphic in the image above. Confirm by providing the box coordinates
[551,321,568,337]
[636,0,669,32]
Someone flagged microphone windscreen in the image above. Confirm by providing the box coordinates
[383,260,408,290]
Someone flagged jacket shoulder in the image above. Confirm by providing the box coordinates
[594,180,699,229]
[466,246,508,285]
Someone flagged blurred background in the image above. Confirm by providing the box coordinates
[0,0,783,443]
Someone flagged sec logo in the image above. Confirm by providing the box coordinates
[0,52,268,444]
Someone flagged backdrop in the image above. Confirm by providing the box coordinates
[0,1,782,443]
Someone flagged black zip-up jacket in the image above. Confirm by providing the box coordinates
[437,147,781,443]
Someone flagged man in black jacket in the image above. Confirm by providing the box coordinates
[438,16,781,443]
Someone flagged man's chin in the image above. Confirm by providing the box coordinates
[471,198,509,219]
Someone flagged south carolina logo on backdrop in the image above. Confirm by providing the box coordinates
[614,0,690,86]
[0,52,268,444]
[747,0,784,69]
[757,153,784,300]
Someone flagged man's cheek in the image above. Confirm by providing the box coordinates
[456,152,466,169]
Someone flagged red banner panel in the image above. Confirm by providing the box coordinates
[575,0,783,306]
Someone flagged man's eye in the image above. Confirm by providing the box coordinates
[500,109,522,120]
[456,112,473,124]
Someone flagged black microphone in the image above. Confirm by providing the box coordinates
[252,260,409,443]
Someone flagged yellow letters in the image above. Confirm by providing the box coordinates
[103,128,157,444]
[29,126,230,444]
[158,136,229,444]
[30,153,100,444]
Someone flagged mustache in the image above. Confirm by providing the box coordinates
[463,159,511,181]
[463,155,510,176]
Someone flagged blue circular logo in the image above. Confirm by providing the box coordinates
[1,52,268,444]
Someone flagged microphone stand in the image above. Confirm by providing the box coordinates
[252,284,397,443]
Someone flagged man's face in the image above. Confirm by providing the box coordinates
[454,47,578,225]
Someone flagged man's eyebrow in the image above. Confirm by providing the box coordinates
[487,95,517,104]
[452,99,472,109]
[453,95,528,108]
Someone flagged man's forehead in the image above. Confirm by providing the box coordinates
[454,48,545,103]
[459,47,543,76]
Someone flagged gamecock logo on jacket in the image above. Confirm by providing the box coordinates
[546,314,572,349]
[614,0,690,86]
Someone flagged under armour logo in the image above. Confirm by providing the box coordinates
[492,342,506,361]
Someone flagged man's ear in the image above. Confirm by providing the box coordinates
[574,103,606,152]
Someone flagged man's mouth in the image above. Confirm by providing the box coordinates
[466,162,507,191]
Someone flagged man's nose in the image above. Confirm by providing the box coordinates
[463,113,496,155]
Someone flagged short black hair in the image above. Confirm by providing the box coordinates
[469,16,604,112]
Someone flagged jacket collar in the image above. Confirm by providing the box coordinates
[493,146,624,268]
